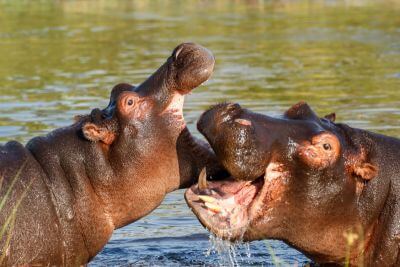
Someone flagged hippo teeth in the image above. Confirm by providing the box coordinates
[198,167,208,190]
[204,202,222,213]
[198,195,216,203]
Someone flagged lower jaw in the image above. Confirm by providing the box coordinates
[167,92,184,111]
[162,93,187,129]
[185,176,264,241]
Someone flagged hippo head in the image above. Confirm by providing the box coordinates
[186,102,384,263]
[75,43,215,229]
[81,43,214,153]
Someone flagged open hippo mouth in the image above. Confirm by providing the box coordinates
[184,103,263,239]
[185,162,288,240]
[185,102,294,241]
[185,171,263,239]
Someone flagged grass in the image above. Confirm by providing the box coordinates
[0,161,33,265]
[343,226,365,267]
[264,240,292,267]
[264,227,366,267]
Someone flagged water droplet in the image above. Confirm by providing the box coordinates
[205,234,252,267]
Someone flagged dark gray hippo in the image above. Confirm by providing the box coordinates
[186,101,400,266]
[0,43,225,265]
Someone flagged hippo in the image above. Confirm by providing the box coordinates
[185,101,400,266]
[0,43,225,265]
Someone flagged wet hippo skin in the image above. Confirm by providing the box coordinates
[0,43,226,265]
[186,102,400,266]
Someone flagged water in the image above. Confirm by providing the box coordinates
[206,235,253,266]
[1,0,399,265]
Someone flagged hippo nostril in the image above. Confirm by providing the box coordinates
[173,46,184,61]
[227,103,235,109]
[172,43,193,61]
[226,103,241,112]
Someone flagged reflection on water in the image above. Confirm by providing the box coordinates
[0,0,399,266]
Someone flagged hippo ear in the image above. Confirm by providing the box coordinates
[350,147,378,181]
[82,122,115,145]
[285,101,319,121]
[324,113,336,122]
[352,162,378,181]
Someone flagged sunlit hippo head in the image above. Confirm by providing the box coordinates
[78,42,217,230]
[82,42,215,145]
[185,101,395,265]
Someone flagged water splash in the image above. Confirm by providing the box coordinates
[206,234,252,267]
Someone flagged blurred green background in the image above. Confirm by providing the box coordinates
[1,0,400,143]
[0,0,399,265]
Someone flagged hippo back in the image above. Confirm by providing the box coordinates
[0,141,65,265]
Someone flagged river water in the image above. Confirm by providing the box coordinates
[1,1,399,266]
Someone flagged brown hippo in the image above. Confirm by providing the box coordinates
[0,43,225,265]
[186,101,400,266]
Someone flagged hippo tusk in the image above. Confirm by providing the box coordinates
[198,167,208,190]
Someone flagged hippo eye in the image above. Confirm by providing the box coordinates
[127,99,133,106]
[323,143,331,151]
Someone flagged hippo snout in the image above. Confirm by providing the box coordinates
[171,42,215,94]
[197,102,242,138]
[133,42,215,109]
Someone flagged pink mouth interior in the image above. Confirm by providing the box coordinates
[185,176,264,239]
[161,92,186,128]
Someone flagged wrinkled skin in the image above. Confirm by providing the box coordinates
[0,43,225,265]
[186,102,400,266]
